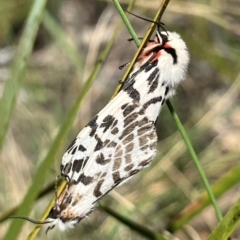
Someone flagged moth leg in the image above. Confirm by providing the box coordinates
[46,224,55,234]
[119,62,130,70]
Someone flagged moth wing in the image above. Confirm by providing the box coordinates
[68,100,157,199]
[60,88,139,180]
[64,108,157,219]
[61,65,163,184]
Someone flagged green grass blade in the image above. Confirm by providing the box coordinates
[26,7,136,240]
[3,11,120,240]
[207,198,240,240]
[166,100,223,223]
[112,0,140,45]
[113,0,223,227]
[0,0,48,150]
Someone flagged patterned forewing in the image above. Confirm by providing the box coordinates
[46,31,190,229]
[62,105,158,219]
[78,106,158,199]
[58,64,169,219]
[61,63,166,184]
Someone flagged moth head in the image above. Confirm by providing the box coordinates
[156,31,190,89]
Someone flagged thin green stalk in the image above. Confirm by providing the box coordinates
[112,0,140,46]
[4,9,121,240]
[27,1,138,239]
[166,100,223,222]
[113,0,223,225]
[0,0,47,149]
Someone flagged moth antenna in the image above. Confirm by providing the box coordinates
[9,216,53,225]
[124,10,168,34]
[119,62,130,70]
[127,37,144,42]
[125,10,159,25]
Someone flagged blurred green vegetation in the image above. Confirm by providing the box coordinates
[0,0,240,240]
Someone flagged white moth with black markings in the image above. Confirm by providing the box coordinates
[11,27,189,231]
[46,30,189,231]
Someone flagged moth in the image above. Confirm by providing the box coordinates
[11,26,189,232]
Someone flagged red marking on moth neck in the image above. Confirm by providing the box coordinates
[151,51,161,63]
[164,43,172,48]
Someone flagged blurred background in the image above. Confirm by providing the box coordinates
[0,0,240,239]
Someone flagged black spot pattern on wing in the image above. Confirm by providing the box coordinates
[93,179,104,197]
[60,164,64,172]
[125,142,134,153]
[144,59,158,72]
[71,146,77,155]
[111,127,119,135]
[78,145,87,152]
[108,141,117,148]
[142,97,163,110]
[102,139,110,147]
[87,115,98,137]
[138,158,152,167]
[122,104,137,117]
[165,86,169,96]
[147,68,159,85]
[125,154,132,164]
[113,171,121,184]
[62,162,72,175]
[96,153,111,165]
[100,115,115,133]
[78,174,93,185]
[121,103,128,110]
[146,68,160,93]
[124,164,134,171]
[119,122,139,140]
[101,172,107,178]
[138,116,149,126]
[112,119,118,128]
[123,80,140,102]
[94,134,103,151]
[115,145,123,158]
[84,157,89,166]
[139,52,157,73]
[149,76,159,93]
[66,138,76,152]
[113,155,122,171]
[72,159,84,173]
[122,133,134,145]
[123,112,138,128]
[129,169,140,176]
